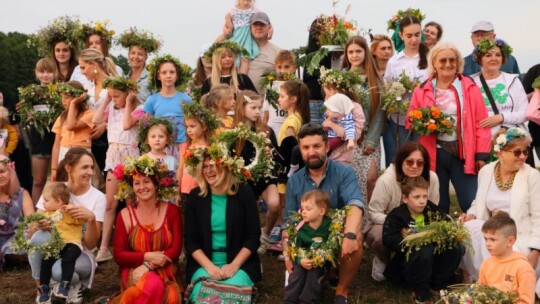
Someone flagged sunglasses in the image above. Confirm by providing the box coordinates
[438,57,457,65]
[504,149,529,157]
[404,159,425,167]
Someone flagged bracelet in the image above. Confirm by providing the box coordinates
[143,262,153,270]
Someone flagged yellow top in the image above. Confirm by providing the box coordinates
[45,210,85,245]
[277,113,302,146]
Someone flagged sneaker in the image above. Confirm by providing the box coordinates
[37,285,51,304]
[259,200,268,213]
[257,230,271,254]
[67,282,83,304]
[268,226,281,244]
[54,281,69,299]
[96,248,113,263]
[371,256,386,281]
[333,295,348,304]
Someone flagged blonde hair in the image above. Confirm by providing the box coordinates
[201,84,235,113]
[0,155,20,198]
[35,58,58,81]
[78,48,119,77]
[195,157,239,197]
[211,48,239,92]
[147,124,173,148]
[0,107,9,128]
[427,42,464,77]
[44,182,70,205]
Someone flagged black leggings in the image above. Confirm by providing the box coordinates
[40,243,82,285]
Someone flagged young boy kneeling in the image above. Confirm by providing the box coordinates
[382,177,463,303]
[478,212,536,304]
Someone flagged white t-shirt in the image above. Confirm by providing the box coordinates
[262,80,286,135]
[37,185,106,223]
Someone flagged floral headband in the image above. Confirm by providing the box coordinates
[77,20,115,44]
[57,83,88,99]
[318,67,366,94]
[387,8,425,31]
[147,54,192,91]
[184,126,274,183]
[182,102,220,132]
[0,158,15,169]
[493,127,527,152]
[102,76,139,92]
[29,15,82,57]
[474,38,513,62]
[117,27,161,54]
[203,40,250,59]
[113,155,177,201]
[137,117,174,152]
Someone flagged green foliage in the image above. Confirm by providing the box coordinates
[297,48,329,76]
[17,83,63,138]
[111,54,130,75]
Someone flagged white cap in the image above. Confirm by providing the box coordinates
[324,93,354,115]
[471,21,494,33]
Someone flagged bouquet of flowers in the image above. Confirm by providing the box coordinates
[381,71,421,115]
[258,71,297,109]
[286,207,349,268]
[13,213,65,260]
[439,284,518,304]
[408,106,455,136]
[387,8,425,31]
[17,83,63,138]
[401,211,472,261]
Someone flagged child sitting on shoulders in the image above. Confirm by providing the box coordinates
[283,189,331,304]
[323,93,356,152]
[478,212,536,304]
[383,177,462,303]
[37,182,86,303]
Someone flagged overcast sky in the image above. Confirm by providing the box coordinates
[2,0,539,72]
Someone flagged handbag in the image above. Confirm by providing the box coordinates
[184,276,257,304]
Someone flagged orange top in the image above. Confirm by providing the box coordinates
[52,110,94,148]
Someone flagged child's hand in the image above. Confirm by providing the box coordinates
[347,139,355,150]
[126,91,137,104]
[400,228,408,238]
[104,93,112,105]
[321,117,333,130]
[300,258,313,270]
[71,93,87,105]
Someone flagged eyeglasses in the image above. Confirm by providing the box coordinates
[438,57,457,65]
[404,159,425,167]
[504,149,529,157]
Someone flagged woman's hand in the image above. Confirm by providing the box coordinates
[62,204,95,222]
[38,218,52,231]
[479,114,503,128]
[132,264,149,282]
[220,263,239,279]
[300,258,313,270]
[459,213,476,223]
[475,160,486,172]
[362,146,375,156]
[91,122,107,139]
[205,264,224,280]
[144,251,172,268]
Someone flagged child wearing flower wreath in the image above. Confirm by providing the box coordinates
[201,83,236,134]
[92,76,142,262]
[138,118,177,174]
[283,189,331,304]
[178,102,219,205]
[383,177,463,303]
[477,212,536,304]
[37,182,86,303]
[51,81,94,181]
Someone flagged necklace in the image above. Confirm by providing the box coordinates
[494,162,517,191]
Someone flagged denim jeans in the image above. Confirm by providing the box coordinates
[436,148,478,213]
[382,119,415,167]
[309,100,324,125]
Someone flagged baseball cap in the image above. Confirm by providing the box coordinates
[251,12,271,25]
[470,21,494,33]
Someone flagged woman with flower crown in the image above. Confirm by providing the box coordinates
[460,127,540,296]
[470,39,528,137]
[111,155,182,303]
[406,42,491,215]
[183,142,261,302]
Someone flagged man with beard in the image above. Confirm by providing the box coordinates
[282,123,364,304]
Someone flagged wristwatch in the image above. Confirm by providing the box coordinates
[344,232,356,240]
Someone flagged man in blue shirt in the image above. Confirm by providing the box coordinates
[282,123,364,304]
[463,21,520,76]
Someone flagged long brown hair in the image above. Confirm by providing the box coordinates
[52,41,78,82]
[280,80,310,125]
[400,16,428,70]
[233,90,269,154]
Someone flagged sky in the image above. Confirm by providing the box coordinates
[2,0,539,72]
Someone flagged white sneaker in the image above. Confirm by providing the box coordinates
[95,248,113,263]
[268,226,281,244]
[371,256,386,281]
[257,230,271,254]
[67,282,83,304]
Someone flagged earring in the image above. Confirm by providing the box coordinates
[93,69,98,74]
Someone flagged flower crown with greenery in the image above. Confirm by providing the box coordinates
[147,54,193,91]
[203,40,250,58]
[474,38,513,62]
[182,101,220,132]
[184,126,275,183]
[57,83,88,100]
[103,76,139,92]
[493,127,527,152]
[29,15,82,57]
[113,155,177,201]
[117,27,161,54]
[0,158,15,169]
[77,19,115,44]
[387,8,425,31]
[318,67,366,96]
[137,117,175,152]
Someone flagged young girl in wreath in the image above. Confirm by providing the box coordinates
[201,84,236,134]
[139,118,178,179]
[92,76,142,262]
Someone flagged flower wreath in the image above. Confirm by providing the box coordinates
[493,127,527,152]
[203,40,250,59]
[113,154,178,201]
[387,8,425,31]
[77,19,115,45]
[147,54,193,91]
[57,83,87,98]
[285,206,349,268]
[137,117,175,153]
[13,213,65,260]
[439,283,518,304]
[258,72,298,109]
[318,67,367,100]
[184,126,275,183]
[102,76,139,92]
[17,83,63,138]
[182,101,220,132]
[29,15,82,57]
[117,27,161,54]
[473,38,513,63]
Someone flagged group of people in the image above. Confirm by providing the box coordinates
[1,1,540,304]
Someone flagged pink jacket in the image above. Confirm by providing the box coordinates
[406,74,491,174]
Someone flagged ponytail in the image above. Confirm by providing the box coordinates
[281,80,310,124]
